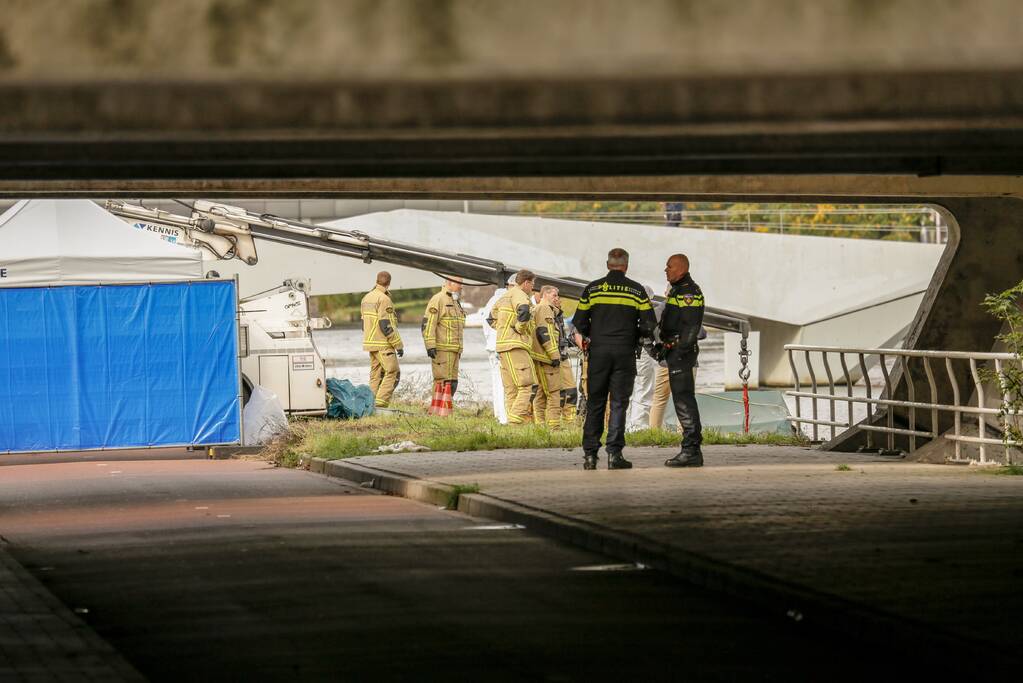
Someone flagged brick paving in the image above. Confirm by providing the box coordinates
[0,547,142,682]
[347,445,1023,652]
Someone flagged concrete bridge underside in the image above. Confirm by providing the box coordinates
[2,0,1022,452]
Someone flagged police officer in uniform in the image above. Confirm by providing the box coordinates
[422,276,466,398]
[656,253,705,467]
[361,271,403,407]
[494,270,537,424]
[573,248,657,470]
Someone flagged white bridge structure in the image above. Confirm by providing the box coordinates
[209,209,945,387]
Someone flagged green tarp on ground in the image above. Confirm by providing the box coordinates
[326,379,376,420]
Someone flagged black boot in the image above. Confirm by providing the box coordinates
[665,449,703,468]
[583,452,598,470]
[607,451,633,470]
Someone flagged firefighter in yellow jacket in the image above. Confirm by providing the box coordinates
[361,271,403,407]
[493,270,536,424]
[422,277,466,396]
[531,285,563,428]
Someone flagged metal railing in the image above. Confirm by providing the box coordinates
[784,345,1020,463]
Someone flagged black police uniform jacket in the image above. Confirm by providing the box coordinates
[573,270,657,349]
[659,273,704,364]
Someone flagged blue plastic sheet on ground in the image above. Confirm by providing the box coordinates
[326,378,376,420]
[0,281,241,452]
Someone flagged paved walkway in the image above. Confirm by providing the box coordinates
[337,445,1023,662]
[0,546,142,682]
[3,457,914,681]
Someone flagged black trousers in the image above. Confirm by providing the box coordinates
[667,353,702,450]
[582,346,637,454]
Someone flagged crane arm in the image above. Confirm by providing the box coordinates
[105,200,749,334]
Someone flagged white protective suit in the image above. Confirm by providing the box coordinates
[626,285,664,432]
[479,285,509,424]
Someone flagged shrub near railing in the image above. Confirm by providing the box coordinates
[982,280,1023,463]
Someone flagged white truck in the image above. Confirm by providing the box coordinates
[238,279,331,414]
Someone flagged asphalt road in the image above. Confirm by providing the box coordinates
[0,457,917,681]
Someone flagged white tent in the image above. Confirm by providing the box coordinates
[0,200,202,286]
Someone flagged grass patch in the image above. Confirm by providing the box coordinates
[446,483,481,509]
[263,404,809,467]
[835,463,852,472]
[982,464,1023,476]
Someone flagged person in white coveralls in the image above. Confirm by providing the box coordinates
[479,274,516,424]
[626,284,664,432]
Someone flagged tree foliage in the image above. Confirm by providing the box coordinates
[982,281,1023,463]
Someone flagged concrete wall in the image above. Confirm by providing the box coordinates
[295,209,942,386]
[319,210,943,326]
[756,294,923,389]
[1,2,1022,192]
[3,1,1021,80]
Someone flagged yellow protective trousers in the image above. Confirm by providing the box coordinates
[559,360,578,425]
[531,361,563,428]
[369,349,401,407]
[431,350,460,382]
[499,348,535,424]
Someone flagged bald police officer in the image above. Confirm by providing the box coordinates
[573,248,657,470]
[657,253,705,467]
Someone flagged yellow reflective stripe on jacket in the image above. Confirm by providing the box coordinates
[496,305,529,350]
[437,297,465,351]
[577,292,653,310]
[494,288,532,351]
[666,294,705,308]
[511,300,531,335]
[378,295,403,348]
[531,302,560,362]
[361,292,385,348]
[423,290,464,352]
[361,286,403,350]
[422,299,439,348]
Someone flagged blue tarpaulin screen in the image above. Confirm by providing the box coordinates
[0,281,241,452]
